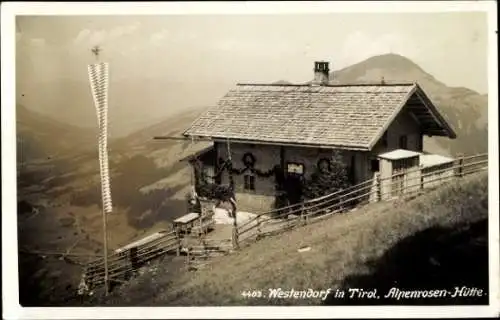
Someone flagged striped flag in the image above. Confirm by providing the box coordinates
[88,62,113,214]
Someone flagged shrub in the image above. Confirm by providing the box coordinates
[303,150,351,200]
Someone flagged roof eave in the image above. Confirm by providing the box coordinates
[414,84,457,139]
[183,134,371,151]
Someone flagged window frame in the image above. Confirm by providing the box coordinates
[382,131,388,147]
[243,174,256,191]
[399,135,408,149]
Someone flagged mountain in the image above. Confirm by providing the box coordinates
[16,104,97,162]
[273,80,293,85]
[331,54,488,156]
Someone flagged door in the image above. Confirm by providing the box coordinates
[285,162,305,205]
[285,173,303,205]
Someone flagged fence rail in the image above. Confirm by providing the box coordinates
[82,230,180,290]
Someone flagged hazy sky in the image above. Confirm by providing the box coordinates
[16,12,489,136]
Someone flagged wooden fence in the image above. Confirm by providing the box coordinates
[80,153,487,292]
[82,230,180,290]
[235,153,488,246]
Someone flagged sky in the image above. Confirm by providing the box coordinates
[15,11,490,136]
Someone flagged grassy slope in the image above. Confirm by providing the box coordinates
[101,171,488,306]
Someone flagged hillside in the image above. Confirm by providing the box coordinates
[332,54,488,156]
[96,172,488,306]
[16,104,97,161]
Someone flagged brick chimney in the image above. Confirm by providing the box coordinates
[313,61,330,85]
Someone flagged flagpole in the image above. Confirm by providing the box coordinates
[89,46,111,295]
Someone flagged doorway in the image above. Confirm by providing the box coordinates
[285,173,304,205]
[284,162,305,205]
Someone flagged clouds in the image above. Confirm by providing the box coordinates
[149,29,167,46]
[73,22,140,47]
[73,29,93,44]
[29,38,46,47]
[15,14,488,95]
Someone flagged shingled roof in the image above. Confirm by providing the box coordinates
[183,82,456,151]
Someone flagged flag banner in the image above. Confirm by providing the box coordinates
[88,62,113,214]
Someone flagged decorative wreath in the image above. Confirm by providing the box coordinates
[242,152,256,168]
[317,158,331,172]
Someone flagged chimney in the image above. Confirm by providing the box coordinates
[313,61,330,85]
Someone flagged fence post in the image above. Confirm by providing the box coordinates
[376,174,381,203]
[256,215,262,239]
[300,203,306,225]
[420,170,424,190]
[232,225,239,250]
[175,227,180,257]
[130,247,138,275]
[457,154,464,178]
[339,191,344,212]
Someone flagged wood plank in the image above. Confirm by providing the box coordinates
[174,212,200,224]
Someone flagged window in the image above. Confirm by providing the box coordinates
[393,157,418,171]
[417,136,423,151]
[349,155,356,183]
[399,135,408,149]
[371,159,380,172]
[244,175,255,191]
[382,131,388,147]
[287,163,304,175]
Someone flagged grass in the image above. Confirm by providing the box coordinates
[99,171,488,306]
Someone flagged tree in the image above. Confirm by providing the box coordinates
[191,159,237,217]
[303,150,352,200]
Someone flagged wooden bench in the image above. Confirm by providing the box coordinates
[173,212,200,234]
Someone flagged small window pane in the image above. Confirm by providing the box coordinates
[382,131,388,147]
[399,135,408,149]
[244,175,255,190]
[287,163,304,174]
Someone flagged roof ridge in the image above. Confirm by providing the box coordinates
[236,82,417,87]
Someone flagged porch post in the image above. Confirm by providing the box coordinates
[379,158,392,200]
